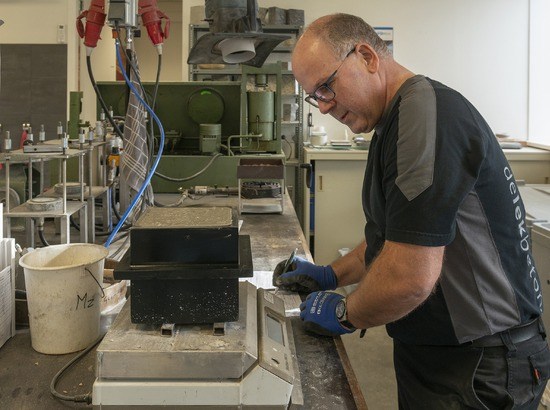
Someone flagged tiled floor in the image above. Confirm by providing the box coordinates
[342,326,398,409]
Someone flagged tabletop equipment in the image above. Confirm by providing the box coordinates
[92,206,299,408]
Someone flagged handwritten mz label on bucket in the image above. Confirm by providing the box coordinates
[76,292,95,310]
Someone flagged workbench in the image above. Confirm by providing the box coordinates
[0,193,367,409]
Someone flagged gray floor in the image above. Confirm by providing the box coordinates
[342,326,398,409]
[342,328,550,410]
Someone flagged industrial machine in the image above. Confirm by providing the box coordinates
[92,281,297,408]
[92,207,299,408]
[96,66,286,194]
[188,0,290,67]
[87,0,291,202]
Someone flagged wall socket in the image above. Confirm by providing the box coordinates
[57,24,66,44]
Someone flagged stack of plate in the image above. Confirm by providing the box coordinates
[27,197,63,212]
[54,182,86,195]
[330,140,352,147]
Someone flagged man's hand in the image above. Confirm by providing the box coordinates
[299,291,355,336]
[273,256,337,293]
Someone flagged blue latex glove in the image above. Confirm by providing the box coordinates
[273,256,337,293]
[299,291,355,336]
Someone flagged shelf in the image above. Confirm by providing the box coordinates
[190,68,241,75]
[282,121,301,125]
[5,200,86,218]
[42,185,110,201]
[190,23,302,31]
[0,148,85,163]
[44,139,108,150]
[190,69,295,76]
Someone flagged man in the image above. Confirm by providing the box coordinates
[274,13,550,409]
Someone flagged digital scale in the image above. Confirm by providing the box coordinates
[92,283,298,408]
[91,207,300,408]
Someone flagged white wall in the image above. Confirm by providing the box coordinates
[0,0,69,44]
[529,0,550,144]
[0,0,530,141]
[254,0,529,141]
[134,1,183,82]
[0,0,79,119]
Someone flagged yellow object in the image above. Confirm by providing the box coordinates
[108,154,120,167]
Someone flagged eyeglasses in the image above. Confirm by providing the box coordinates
[305,47,356,108]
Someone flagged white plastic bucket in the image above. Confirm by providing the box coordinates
[19,243,109,354]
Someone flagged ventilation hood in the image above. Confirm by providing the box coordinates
[187,0,290,67]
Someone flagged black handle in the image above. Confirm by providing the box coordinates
[300,163,312,189]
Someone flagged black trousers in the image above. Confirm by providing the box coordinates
[394,333,550,409]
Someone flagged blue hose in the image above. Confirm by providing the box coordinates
[105,41,165,248]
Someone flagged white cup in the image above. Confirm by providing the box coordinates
[310,133,328,146]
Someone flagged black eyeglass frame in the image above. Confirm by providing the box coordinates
[304,46,357,108]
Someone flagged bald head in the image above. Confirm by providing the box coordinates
[291,13,413,134]
[298,14,391,61]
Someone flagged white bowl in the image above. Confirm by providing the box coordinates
[310,134,328,146]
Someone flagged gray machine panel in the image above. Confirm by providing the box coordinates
[257,288,295,385]
[96,282,259,380]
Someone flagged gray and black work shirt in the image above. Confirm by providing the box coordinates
[363,74,543,345]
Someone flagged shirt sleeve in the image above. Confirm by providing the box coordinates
[382,80,488,246]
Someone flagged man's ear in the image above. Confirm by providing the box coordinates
[357,43,379,72]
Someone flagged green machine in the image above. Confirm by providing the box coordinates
[97,64,285,193]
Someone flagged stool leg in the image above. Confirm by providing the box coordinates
[60,216,70,244]
[79,204,88,243]
[87,197,95,243]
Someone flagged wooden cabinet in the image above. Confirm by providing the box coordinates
[503,147,550,183]
[303,147,368,265]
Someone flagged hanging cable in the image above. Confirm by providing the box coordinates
[282,137,293,161]
[109,231,130,259]
[69,214,80,231]
[108,233,131,261]
[110,183,123,222]
[86,55,125,140]
[116,27,161,182]
[115,28,157,209]
[115,30,162,218]
[149,53,162,165]
[36,219,51,247]
[152,54,161,114]
[153,190,188,207]
[144,54,162,207]
[154,153,222,182]
[105,39,165,248]
[115,27,161,169]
